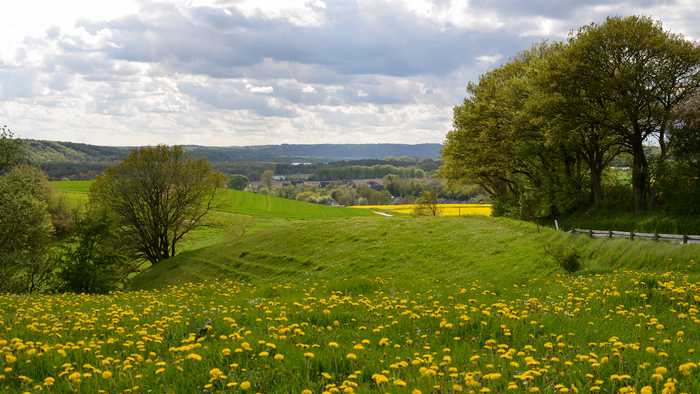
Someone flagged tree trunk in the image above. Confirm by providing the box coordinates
[590,165,603,207]
[631,137,648,213]
[652,120,673,209]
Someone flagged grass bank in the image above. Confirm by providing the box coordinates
[132,215,700,290]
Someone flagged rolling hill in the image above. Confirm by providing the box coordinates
[27,140,442,163]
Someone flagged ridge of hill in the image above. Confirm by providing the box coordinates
[131,215,700,290]
[25,140,442,163]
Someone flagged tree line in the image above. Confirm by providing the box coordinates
[309,164,426,181]
[442,16,700,218]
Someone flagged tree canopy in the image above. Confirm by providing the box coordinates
[90,146,226,265]
[443,16,700,218]
[0,125,25,174]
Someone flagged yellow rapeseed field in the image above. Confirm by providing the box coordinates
[351,203,493,216]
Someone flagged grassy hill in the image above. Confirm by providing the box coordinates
[214,190,372,219]
[51,180,373,250]
[6,181,700,393]
[24,140,128,162]
[131,215,700,289]
[52,180,371,219]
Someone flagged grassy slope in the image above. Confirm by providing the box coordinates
[51,181,371,219]
[51,180,372,252]
[132,215,700,290]
[214,189,372,219]
[52,180,700,289]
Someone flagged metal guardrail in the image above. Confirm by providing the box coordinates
[570,228,700,244]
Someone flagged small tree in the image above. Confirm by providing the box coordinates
[414,190,440,216]
[261,169,274,191]
[228,174,250,190]
[90,146,225,265]
[0,125,26,174]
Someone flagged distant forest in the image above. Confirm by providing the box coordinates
[24,140,442,180]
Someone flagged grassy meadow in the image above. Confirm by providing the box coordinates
[2,181,700,393]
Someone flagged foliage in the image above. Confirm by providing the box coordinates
[443,16,700,219]
[0,125,26,174]
[90,146,226,265]
[413,190,439,216]
[559,209,700,235]
[329,185,357,206]
[260,169,274,191]
[54,213,134,293]
[227,174,250,190]
[569,16,700,212]
[0,166,55,293]
[656,94,700,212]
[443,44,584,219]
[309,164,425,181]
[47,195,76,236]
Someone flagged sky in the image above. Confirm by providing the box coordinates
[0,0,698,146]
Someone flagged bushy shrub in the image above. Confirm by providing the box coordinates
[55,214,132,293]
[545,244,581,273]
[48,195,76,236]
[228,174,249,190]
[0,165,55,293]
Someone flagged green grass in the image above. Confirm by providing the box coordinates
[10,180,697,393]
[50,179,374,256]
[213,189,372,219]
[51,180,94,193]
[132,215,700,290]
[50,180,372,220]
[4,215,700,393]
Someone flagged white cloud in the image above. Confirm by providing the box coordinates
[0,0,697,146]
[476,54,504,65]
[247,85,274,94]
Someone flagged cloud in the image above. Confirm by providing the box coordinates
[0,0,697,146]
[0,67,40,100]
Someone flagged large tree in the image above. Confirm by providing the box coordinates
[570,16,700,211]
[91,146,225,265]
[536,43,625,206]
[443,44,584,217]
